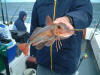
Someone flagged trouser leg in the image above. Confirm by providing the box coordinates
[36,65,75,75]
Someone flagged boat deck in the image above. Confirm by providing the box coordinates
[78,40,100,75]
[1,40,100,75]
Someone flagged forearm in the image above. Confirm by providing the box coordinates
[66,0,93,29]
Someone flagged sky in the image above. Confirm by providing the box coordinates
[91,0,100,2]
[2,0,100,3]
[5,0,36,2]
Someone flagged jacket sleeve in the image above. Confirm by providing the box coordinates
[14,20,27,32]
[66,0,93,29]
[30,2,39,57]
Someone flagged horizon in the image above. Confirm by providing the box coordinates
[1,0,100,3]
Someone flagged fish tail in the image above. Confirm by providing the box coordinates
[18,43,29,56]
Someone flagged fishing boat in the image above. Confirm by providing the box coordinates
[0,0,100,75]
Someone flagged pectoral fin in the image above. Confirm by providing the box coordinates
[30,27,42,41]
[35,39,55,50]
[35,41,47,50]
[45,39,55,47]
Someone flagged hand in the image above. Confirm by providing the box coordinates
[53,16,74,38]
[27,56,37,64]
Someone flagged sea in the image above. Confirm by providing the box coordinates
[0,2,100,29]
[0,2,34,23]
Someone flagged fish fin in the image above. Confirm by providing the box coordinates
[46,16,53,26]
[18,43,29,56]
[45,39,55,46]
[32,42,41,46]
[30,27,42,41]
[35,42,46,50]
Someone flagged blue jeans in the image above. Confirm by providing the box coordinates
[36,65,75,75]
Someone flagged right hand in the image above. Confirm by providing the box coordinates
[53,16,74,38]
[27,56,37,64]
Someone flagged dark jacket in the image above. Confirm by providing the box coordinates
[14,11,27,32]
[30,0,93,74]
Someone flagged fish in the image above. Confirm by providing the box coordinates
[18,16,70,56]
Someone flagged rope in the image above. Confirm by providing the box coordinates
[4,0,9,24]
[53,0,57,21]
[0,0,5,24]
[50,0,57,71]
[50,44,53,71]
[91,19,100,40]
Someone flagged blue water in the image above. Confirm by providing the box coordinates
[0,2,100,28]
[0,2,34,23]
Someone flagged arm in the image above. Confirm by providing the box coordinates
[54,0,93,38]
[14,20,27,32]
[66,0,93,29]
[30,2,39,57]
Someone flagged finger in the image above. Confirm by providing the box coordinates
[54,17,74,33]
[53,18,64,24]
[53,20,60,24]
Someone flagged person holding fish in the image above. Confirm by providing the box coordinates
[18,0,93,75]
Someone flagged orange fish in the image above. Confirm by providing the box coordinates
[18,16,70,56]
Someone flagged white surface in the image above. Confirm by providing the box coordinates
[9,22,31,33]
[85,28,94,40]
[9,53,29,75]
[85,27,100,40]
[24,68,36,75]
[0,24,12,39]
[91,33,100,70]
[25,23,31,33]
[94,34,100,48]
[1,54,28,75]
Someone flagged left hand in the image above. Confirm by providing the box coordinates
[53,16,74,38]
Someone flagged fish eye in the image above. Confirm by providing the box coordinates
[57,25,61,29]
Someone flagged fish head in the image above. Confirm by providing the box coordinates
[53,23,69,36]
[46,16,69,37]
